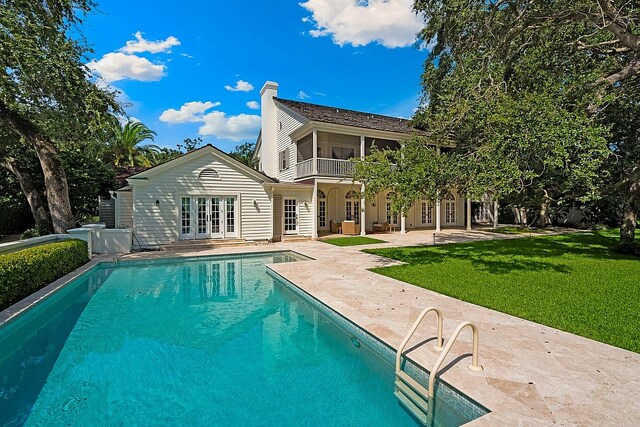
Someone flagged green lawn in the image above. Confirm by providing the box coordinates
[364,230,640,353]
[480,226,550,235]
[321,236,386,246]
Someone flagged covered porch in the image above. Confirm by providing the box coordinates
[312,182,474,238]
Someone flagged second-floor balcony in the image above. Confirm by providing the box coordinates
[296,158,354,179]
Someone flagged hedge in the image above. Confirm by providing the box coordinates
[0,239,89,311]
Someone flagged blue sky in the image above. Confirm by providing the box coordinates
[83,0,426,152]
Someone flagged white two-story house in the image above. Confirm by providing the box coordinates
[112,81,471,248]
[252,81,470,241]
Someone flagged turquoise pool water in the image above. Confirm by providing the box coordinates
[0,252,487,426]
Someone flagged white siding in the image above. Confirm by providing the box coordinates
[273,187,314,237]
[115,191,133,228]
[276,106,304,182]
[131,151,272,247]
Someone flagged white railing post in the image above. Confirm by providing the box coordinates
[312,129,318,176]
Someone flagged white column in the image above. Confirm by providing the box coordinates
[400,209,406,234]
[493,200,499,229]
[466,197,472,231]
[312,181,318,239]
[312,129,318,176]
[360,183,366,236]
[435,199,441,232]
[360,135,366,236]
[269,186,275,241]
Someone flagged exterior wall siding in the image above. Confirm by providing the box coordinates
[130,151,272,247]
[276,106,304,182]
[115,191,133,228]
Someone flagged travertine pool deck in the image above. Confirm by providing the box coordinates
[13,229,636,426]
[122,229,640,426]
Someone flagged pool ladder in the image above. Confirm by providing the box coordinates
[394,307,483,425]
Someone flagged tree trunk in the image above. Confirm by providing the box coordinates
[620,178,639,245]
[0,158,52,233]
[620,202,636,244]
[0,101,75,232]
[537,191,552,228]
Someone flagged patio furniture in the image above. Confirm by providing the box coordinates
[342,220,361,235]
[330,220,342,234]
[387,223,398,232]
[372,221,388,232]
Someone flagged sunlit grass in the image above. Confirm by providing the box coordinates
[364,230,640,352]
[321,236,386,246]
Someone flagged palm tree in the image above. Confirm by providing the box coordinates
[108,120,161,167]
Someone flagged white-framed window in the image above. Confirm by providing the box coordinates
[445,195,456,224]
[318,190,327,228]
[278,148,290,171]
[345,190,360,224]
[421,201,433,224]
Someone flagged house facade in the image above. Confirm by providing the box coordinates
[253,81,471,240]
[113,81,471,247]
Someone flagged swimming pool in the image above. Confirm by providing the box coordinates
[0,251,487,426]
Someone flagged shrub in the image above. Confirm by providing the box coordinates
[20,228,40,240]
[0,239,89,310]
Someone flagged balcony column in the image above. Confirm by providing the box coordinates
[466,196,472,231]
[360,184,366,236]
[312,129,318,175]
[435,198,441,232]
[312,181,318,239]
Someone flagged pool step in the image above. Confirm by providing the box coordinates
[395,371,430,425]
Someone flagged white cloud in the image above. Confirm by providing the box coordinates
[159,101,221,123]
[224,80,254,92]
[121,31,181,54]
[199,112,261,141]
[298,91,311,100]
[300,0,423,48]
[159,101,260,141]
[87,52,165,82]
[246,101,260,110]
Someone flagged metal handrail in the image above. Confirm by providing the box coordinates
[427,321,483,399]
[395,307,444,372]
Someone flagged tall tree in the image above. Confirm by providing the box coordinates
[107,121,159,167]
[0,0,120,233]
[228,142,256,167]
[412,0,638,243]
[0,132,51,233]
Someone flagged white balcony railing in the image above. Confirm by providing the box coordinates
[296,158,354,178]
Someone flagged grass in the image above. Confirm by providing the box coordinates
[321,236,386,246]
[480,226,550,235]
[364,230,640,353]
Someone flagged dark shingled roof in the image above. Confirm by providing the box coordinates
[274,97,427,135]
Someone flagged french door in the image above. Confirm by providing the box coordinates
[283,198,298,235]
[181,195,238,240]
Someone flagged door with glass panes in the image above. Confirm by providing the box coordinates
[283,198,298,235]
[184,195,238,239]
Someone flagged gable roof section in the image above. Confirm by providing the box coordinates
[126,144,276,184]
[274,97,427,136]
